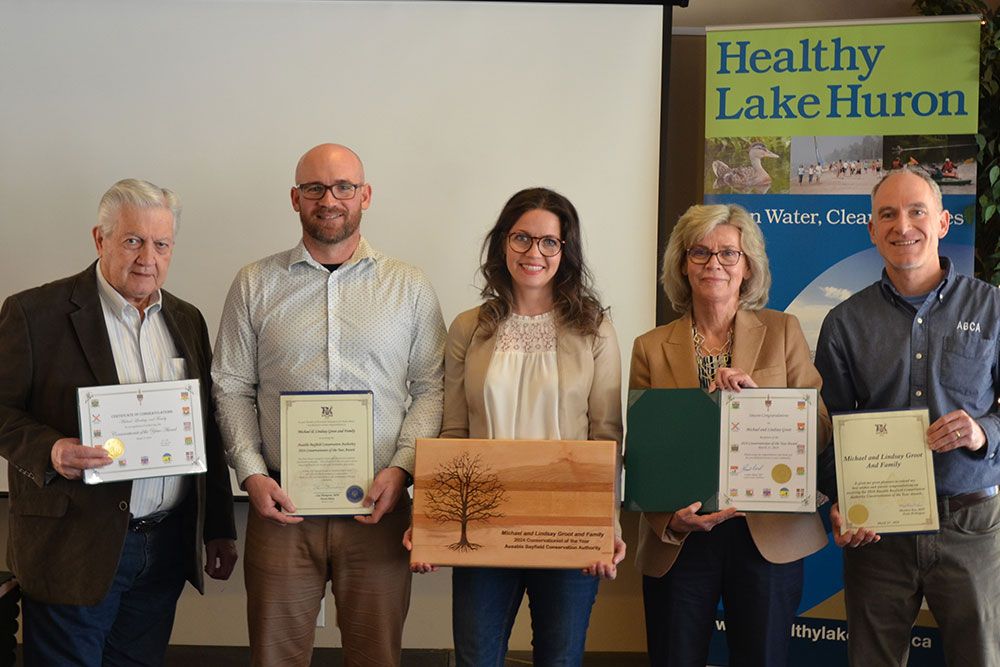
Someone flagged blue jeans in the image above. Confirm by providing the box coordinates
[452,567,599,667]
[22,512,186,667]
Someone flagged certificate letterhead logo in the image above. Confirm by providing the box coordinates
[321,406,333,418]
[876,423,888,436]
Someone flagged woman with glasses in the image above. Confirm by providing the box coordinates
[631,203,830,666]
[407,187,624,666]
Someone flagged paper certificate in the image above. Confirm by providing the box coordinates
[833,409,939,534]
[718,388,818,512]
[77,380,208,484]
[279,391,375,516]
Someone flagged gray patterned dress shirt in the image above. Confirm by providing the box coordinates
[212,237,446,485]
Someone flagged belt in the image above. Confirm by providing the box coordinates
[128,510,173,533]
[940,485,998,513]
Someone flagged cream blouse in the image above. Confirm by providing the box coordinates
[483,311,561,440]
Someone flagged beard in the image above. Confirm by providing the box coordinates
[300,205,362,246]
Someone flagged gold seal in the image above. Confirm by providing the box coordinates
[771,464,792,484]
[103,438,125,459]
[847,504,869,526]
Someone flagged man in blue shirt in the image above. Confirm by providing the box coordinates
[815,168,1000,667]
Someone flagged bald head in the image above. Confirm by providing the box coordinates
[295,144,365,184]
[291,143,372,263]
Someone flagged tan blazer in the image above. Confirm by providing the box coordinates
[441,306,622,445]
[440,306,624,532]
[630,309,830,578]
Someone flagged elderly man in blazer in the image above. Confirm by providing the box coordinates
[0,179,237,666]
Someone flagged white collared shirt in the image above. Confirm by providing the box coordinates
[212,237,446,484]
[95,265,189,518]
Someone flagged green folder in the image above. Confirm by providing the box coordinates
[624,388,721,512]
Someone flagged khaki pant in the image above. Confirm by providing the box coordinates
[244,498,412,667]
[844,493,1000,667]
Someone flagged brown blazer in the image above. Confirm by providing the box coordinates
[630,309,830,578]
[0,264,236,605]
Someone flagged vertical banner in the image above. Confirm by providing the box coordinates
[701,17,980,666]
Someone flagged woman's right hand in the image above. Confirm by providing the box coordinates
[668,501,744,534]
[402,527,438,573]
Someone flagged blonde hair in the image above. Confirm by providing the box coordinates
[661,203,771,313]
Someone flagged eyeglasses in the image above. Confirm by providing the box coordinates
[508,232,565,257]
[296,182,364,201]
[686,247,744,266]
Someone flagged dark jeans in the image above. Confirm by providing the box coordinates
[642,517,803,667]
[23,512,186,667]
[452,566,599,667]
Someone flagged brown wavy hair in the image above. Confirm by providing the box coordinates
[477,187,605,337]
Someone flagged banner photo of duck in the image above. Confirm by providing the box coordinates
[699,15,979,667]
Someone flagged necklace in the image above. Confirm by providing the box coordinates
[692,325,733,389]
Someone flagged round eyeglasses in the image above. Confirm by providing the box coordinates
[508,232,565,257]
[296,182,364,201]
[686,247,744,266]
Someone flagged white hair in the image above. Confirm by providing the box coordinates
[97,178,181,236]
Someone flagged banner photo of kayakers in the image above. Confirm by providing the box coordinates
[699,16,981,667]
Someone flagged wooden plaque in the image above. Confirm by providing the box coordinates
[411,438,617,568]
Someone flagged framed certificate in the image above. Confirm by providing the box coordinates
[279,391,375,516]
[77,379,208,484]
[411,438,616,569]
[833,409,939,534]
[624,387,818,513]
[718,388,818,512]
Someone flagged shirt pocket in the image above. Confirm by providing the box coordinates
[940,334,994,398]
[163,357,188,382]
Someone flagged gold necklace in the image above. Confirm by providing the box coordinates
[692,325,733,389]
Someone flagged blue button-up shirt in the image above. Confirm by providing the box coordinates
[815,258,1000,496]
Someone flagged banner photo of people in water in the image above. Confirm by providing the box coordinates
[701,16,981,666]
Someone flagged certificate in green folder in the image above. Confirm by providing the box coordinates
[624,389,721,512]
[624,387,819,514]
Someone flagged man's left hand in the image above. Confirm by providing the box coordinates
[355,466,408,525]
[927,410,986,453]
[204,538,238,580]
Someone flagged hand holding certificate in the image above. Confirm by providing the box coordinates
[279,391,375,516]
[77,379,208,484]
[833,409,939,535]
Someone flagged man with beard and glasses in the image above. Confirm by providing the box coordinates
[212,143,446,666]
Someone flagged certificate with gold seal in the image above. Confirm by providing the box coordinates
[718,388,818,513]
[833,409,939,534]
[77,379,208,484]
[279,391,375,516]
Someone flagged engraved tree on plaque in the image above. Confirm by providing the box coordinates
[424,452,507,551]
